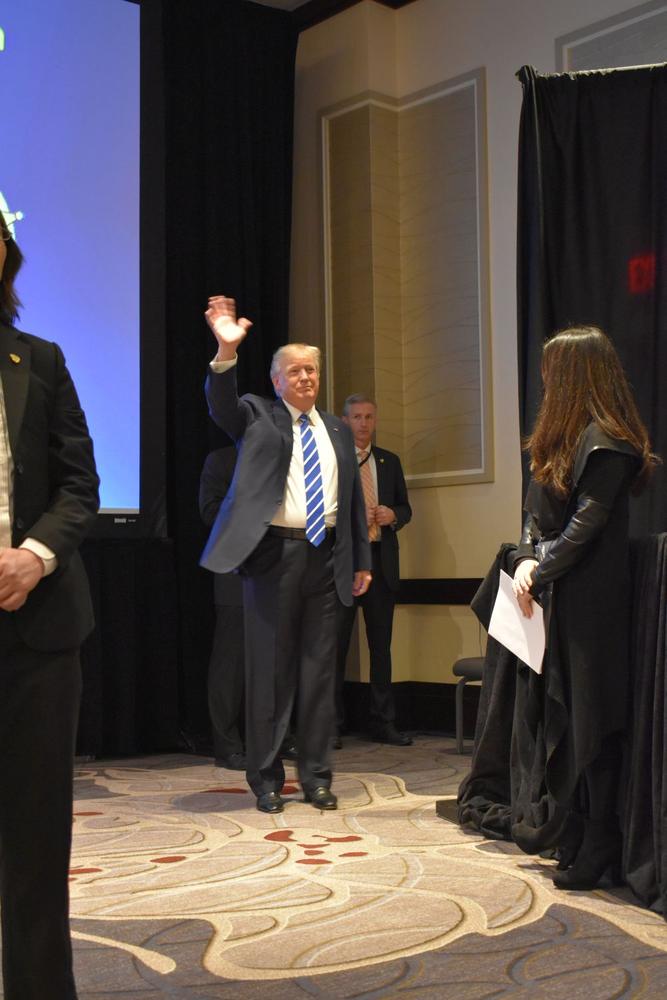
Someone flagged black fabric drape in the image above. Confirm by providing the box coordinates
[78,540,180,756]
[149,0,298,736]
[457,534,667,914]
[517,64,667,533]
[457,544,517,840]
[623,533,667,911]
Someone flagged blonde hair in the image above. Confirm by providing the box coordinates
[270,343,321,379]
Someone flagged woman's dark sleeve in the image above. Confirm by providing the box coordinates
[512,513,539,572]
[530,449,636,596]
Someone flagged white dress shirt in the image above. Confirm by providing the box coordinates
[272,399,338,528]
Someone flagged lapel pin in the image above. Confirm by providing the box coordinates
[9,354,21,365]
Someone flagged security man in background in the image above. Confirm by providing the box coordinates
[336,394,412,747]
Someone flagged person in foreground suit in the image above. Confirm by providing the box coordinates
[0,213,99,1000]
[200,295,371,813]
[199,447,246,770]
[336,395,413,746]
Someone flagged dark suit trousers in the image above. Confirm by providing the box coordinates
[208,605,245,759]
[336,543,396,731]
[0,614,80,1000]
[243,532,337,797]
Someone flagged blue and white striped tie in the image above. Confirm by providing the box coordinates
[299,412,326,546]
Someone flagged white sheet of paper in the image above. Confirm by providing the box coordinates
[487,569,546,674]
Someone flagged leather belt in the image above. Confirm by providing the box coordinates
[268,525,335,540]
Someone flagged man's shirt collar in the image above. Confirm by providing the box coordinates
[282,399,319,425]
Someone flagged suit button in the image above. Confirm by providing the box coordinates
[16,462,24,475]
[16,518,24,530]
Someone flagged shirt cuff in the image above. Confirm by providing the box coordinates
[210,355,238,374]
[20,538,58,577]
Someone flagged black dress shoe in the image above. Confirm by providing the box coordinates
[214,751,247,771]
[281,742,298,761]
[256,792,284,813]
[304,787,338,810]
[371,727,413,746]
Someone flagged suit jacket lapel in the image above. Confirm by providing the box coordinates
[272,397,293,439]
[272,397,294,480]
[320,411,345,502]
[0,327,30,454]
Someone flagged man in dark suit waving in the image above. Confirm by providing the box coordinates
[336,394,412,746]
[201,296,371,814]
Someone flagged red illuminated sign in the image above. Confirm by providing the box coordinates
[628,253,656,294]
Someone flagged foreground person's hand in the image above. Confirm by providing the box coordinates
[352,571,372,596]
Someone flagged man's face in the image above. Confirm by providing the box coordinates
[272,352,320,412]
[343,402,376,449]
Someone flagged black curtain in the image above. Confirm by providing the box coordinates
[77,1,297,756]
[517,64,667,534]
[457,534,667,913]
[78,540,181,755]
[624,533,667,912]
[161,0,298,737]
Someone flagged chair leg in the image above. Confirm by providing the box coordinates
[455,678,466,753]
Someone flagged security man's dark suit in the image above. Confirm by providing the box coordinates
[201,365,370,797]
[199,447,245,763]
[336,444,411,734]
[0,323,99,1000]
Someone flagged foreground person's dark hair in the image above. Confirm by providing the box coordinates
[0,211,24,325]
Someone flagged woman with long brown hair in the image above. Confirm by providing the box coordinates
[511,325,657,890]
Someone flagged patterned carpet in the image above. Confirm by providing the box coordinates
[61,737,667,998]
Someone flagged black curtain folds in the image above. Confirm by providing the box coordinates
[457,535,667,912]
[517,64,667,533]
[463,64,667,910]
[78,540,181,756]
[151,0,298,738]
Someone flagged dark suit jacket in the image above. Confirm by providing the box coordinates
[200,365,370,606]
[199,447,243,607]
[0,323,99,651]
[372,444,411,592]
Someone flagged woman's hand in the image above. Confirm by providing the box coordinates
[517,591,534,619]
[513,558,538,597]
[513,558,538,619]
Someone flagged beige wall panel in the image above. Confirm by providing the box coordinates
[356,604,484,684]
[328,107,376,412]
[325,79,488,477]
[369,104,404,453]
[294,0,646,678]
[400,86,482,479]
[291,2,397,352]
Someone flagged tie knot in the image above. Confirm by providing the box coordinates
[299,412,310,427]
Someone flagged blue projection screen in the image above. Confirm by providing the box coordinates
[0,0,140,513]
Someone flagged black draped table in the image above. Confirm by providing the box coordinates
[455,533,667,914]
